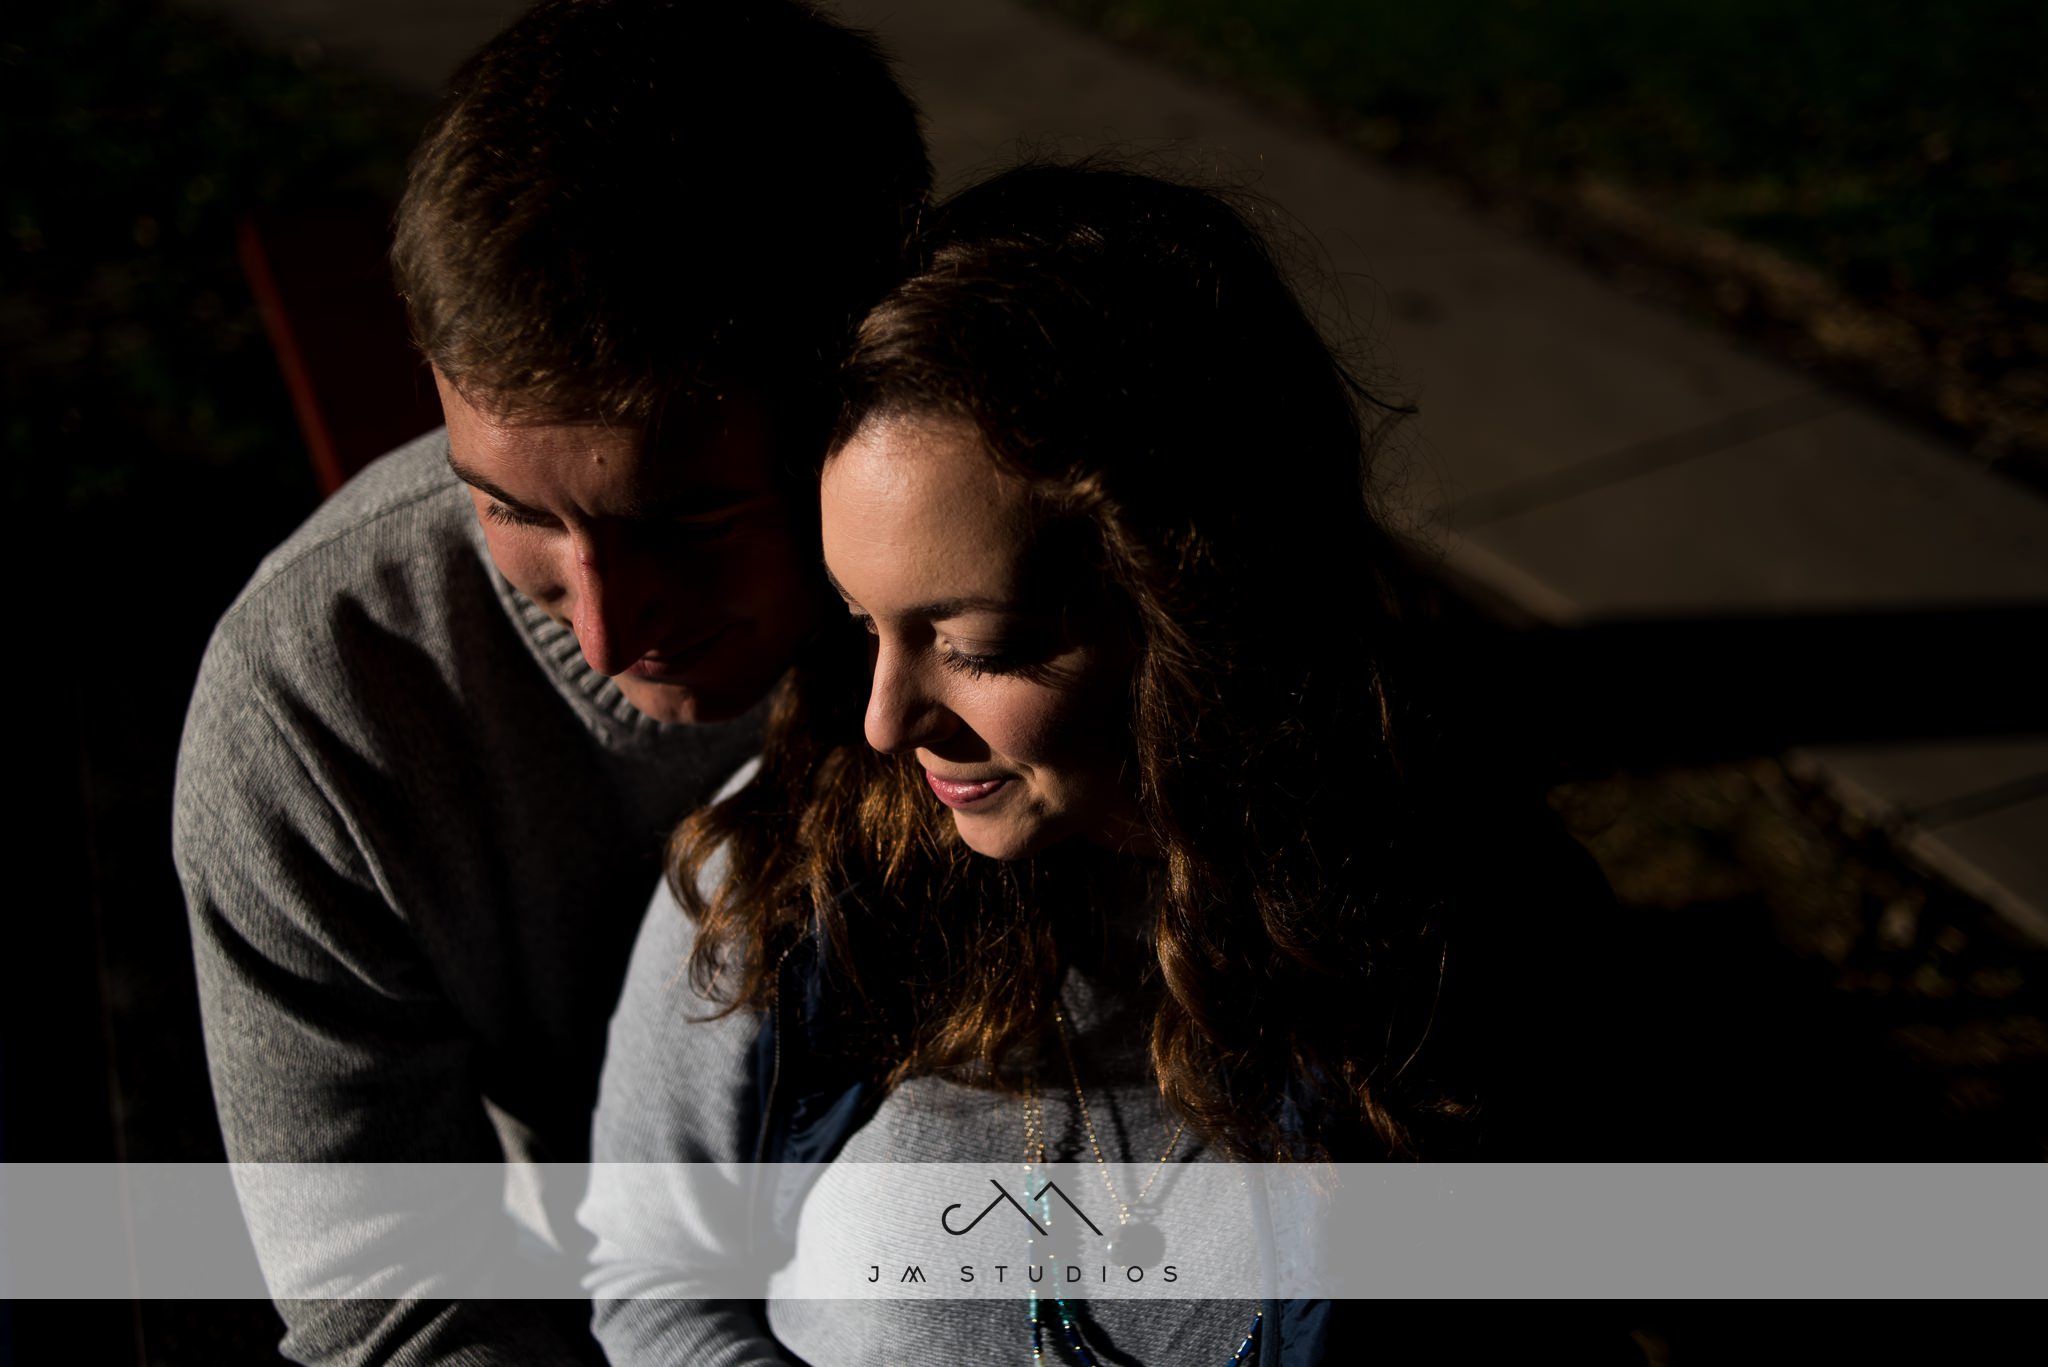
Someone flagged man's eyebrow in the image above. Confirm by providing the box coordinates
[448,454,769,520]
[819,563,1019,620]
[448,456,541,516]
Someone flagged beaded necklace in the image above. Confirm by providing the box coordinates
[1019,998,1262,1365]
[1029,1293,1261,1367]
[1050,1003,1181,1266]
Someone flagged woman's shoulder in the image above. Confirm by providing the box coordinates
[592,877,765,1163]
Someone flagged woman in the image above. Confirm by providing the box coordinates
[582,162,1622,1365]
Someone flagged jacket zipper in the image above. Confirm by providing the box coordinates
[746,938,801,1259]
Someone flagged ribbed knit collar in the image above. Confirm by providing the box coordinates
[461,510,682,749]
[508,588,675,740]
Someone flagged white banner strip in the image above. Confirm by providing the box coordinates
[1,1163,2041,1299]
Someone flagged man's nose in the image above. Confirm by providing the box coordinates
[864,642,956,756]
[567,534,666,677]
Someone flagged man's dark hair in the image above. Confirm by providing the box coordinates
[393,0,931,422]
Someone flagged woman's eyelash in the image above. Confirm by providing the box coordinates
[939,648,1030,680]
[844,612,1050,682]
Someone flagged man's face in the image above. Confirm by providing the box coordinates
[437,371,820,724]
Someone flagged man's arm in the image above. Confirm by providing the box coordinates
[175,621,603,1367]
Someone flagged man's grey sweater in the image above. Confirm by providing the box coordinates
[172,431,764,1365]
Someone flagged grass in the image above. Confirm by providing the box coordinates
[1049,0,2048,468]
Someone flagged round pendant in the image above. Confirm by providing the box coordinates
[1107,1217,1165,1268]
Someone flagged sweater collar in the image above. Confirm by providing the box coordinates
[467,510,708,749]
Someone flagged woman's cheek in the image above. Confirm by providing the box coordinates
[1016,677,1123,775]
[998,692,1069,768]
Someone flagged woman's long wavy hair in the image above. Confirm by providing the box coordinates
[669,162,1484,1159]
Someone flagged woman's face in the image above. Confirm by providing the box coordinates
[820,416,1146,861]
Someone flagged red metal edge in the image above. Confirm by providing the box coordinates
[236,216,348,498]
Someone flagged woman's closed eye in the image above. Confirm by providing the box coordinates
[848,610,1063,684]
[936,627,1072,685]
[938,645,1037,680]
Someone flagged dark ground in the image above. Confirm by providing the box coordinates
[4,3,2040,1364]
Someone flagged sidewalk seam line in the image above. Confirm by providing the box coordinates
[1909,771,2048,830]
[1450,390,1837,529]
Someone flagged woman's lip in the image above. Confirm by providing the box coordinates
[926,771,1011,808]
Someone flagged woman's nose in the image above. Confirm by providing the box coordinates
[864,642,955,755]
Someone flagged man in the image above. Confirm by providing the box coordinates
[171,2,929,1361]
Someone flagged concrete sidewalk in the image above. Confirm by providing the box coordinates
[191,0,2048,941]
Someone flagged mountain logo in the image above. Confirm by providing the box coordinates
[940,1179,1103,1238]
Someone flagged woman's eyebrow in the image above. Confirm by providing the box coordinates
[822,563,860,606]
[820,563,1017,620]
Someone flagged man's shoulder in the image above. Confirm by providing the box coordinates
[184,427,516,751]
[197,428,517,685]
[228,428,468,617]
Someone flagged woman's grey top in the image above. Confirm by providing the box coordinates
[583,877,1258,1366]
